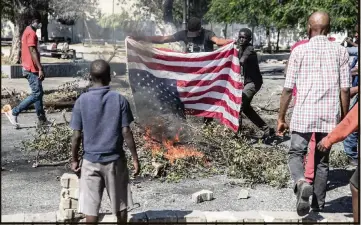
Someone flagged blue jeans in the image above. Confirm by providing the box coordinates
[343,95,359,160]
[348,47,358,56]
[12,70,45,118]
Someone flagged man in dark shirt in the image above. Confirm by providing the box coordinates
[237,28,274,139]
[132,17,233,124]
[70,59,140,223]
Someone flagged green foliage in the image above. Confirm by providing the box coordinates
[206,0,357,32]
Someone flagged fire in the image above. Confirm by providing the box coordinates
[143,126,204,164]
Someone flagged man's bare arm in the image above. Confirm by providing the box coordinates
[71,130,82,162]
[135,35,176,44]
[278,88,293,122]
[122,126,138,161]
[350,86,358,98]
[210,36,234,46]
[340,88,350,120]
[29,46,42,71]
[351,67,358,76]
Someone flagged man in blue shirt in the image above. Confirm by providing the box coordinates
[70,59,140,223]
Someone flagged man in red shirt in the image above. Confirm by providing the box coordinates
[5,9,49,128]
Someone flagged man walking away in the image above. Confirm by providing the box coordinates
[5,9,50,128]
[277,11,351,216]
[237,28,274,140]
[70,60,140,223]
[132,17,233,124]
[317,103,359,223]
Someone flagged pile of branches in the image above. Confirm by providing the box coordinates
[21,116,349,188]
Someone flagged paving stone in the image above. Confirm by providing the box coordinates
[24,212,57,222]
[203,211,241,223]
[237,189,249,199]
[128,212,148,222]
[145,210,177,223]
[231,210,264,222]
[60,173,79,188]
[176,210,206,223]
[191,190,214,203]
[258,211,299,222]
[1,213,25,222]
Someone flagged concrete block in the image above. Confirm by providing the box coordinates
[176,210,206,223]
[231,211,264,222]
[57,208,74,221]
[60,173,79,188]
[145,210,177,223]
[60,198,78,209]
[24,212,57,222]
[60,188,79,199]
[1,213,25,222]
[192,190,214,203]
[203,211,241,223]
[258,211,299,222]
[237,189,249,199]
[99,213,117,222]
[128,212,148,222]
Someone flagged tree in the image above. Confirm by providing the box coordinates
[1,0,98,64]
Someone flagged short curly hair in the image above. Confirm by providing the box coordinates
[187,17,202,31]
[239,28,252,40]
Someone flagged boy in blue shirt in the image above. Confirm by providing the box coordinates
[70,59,140,223]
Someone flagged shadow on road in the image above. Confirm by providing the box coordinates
[327,168,355,191]
[322,196,352,213]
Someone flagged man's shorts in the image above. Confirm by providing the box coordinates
[350,165,359,190]
[78,158,129,216]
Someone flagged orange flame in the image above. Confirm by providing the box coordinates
[143,126,203,164]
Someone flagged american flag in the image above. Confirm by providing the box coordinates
[126,38,243,131]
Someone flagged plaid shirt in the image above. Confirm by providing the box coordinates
[285,35,351,133]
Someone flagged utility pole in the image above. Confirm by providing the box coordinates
[112,0,115,44]
[182,0,187,30]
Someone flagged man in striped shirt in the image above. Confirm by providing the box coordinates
[277,11,351,216]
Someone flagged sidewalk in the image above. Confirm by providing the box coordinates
[1,210,354,223]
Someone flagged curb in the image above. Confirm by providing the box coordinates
[1,210,354,223]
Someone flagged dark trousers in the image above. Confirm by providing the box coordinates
[289,132,330,209]
[238,82,268,132]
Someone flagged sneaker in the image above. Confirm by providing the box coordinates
[295,180,313,216]
[4,110,20,129]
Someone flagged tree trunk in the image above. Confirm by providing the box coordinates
[223,23,228,38]
[266,27,271,53]
[276,29,280,52]
[41,13,49,42]
[163,0,174,23]
[9,21,25,65]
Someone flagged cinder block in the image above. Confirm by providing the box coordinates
[57,209,74,221]
[191,190,214,203]
[60,173,79,188]
[128,212,148,222]
[145,210,177,223]
[60,188,79,199]
[60,198,78,209]
[176,210,206,223]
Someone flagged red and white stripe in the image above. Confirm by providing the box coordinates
[126,38,243,131]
